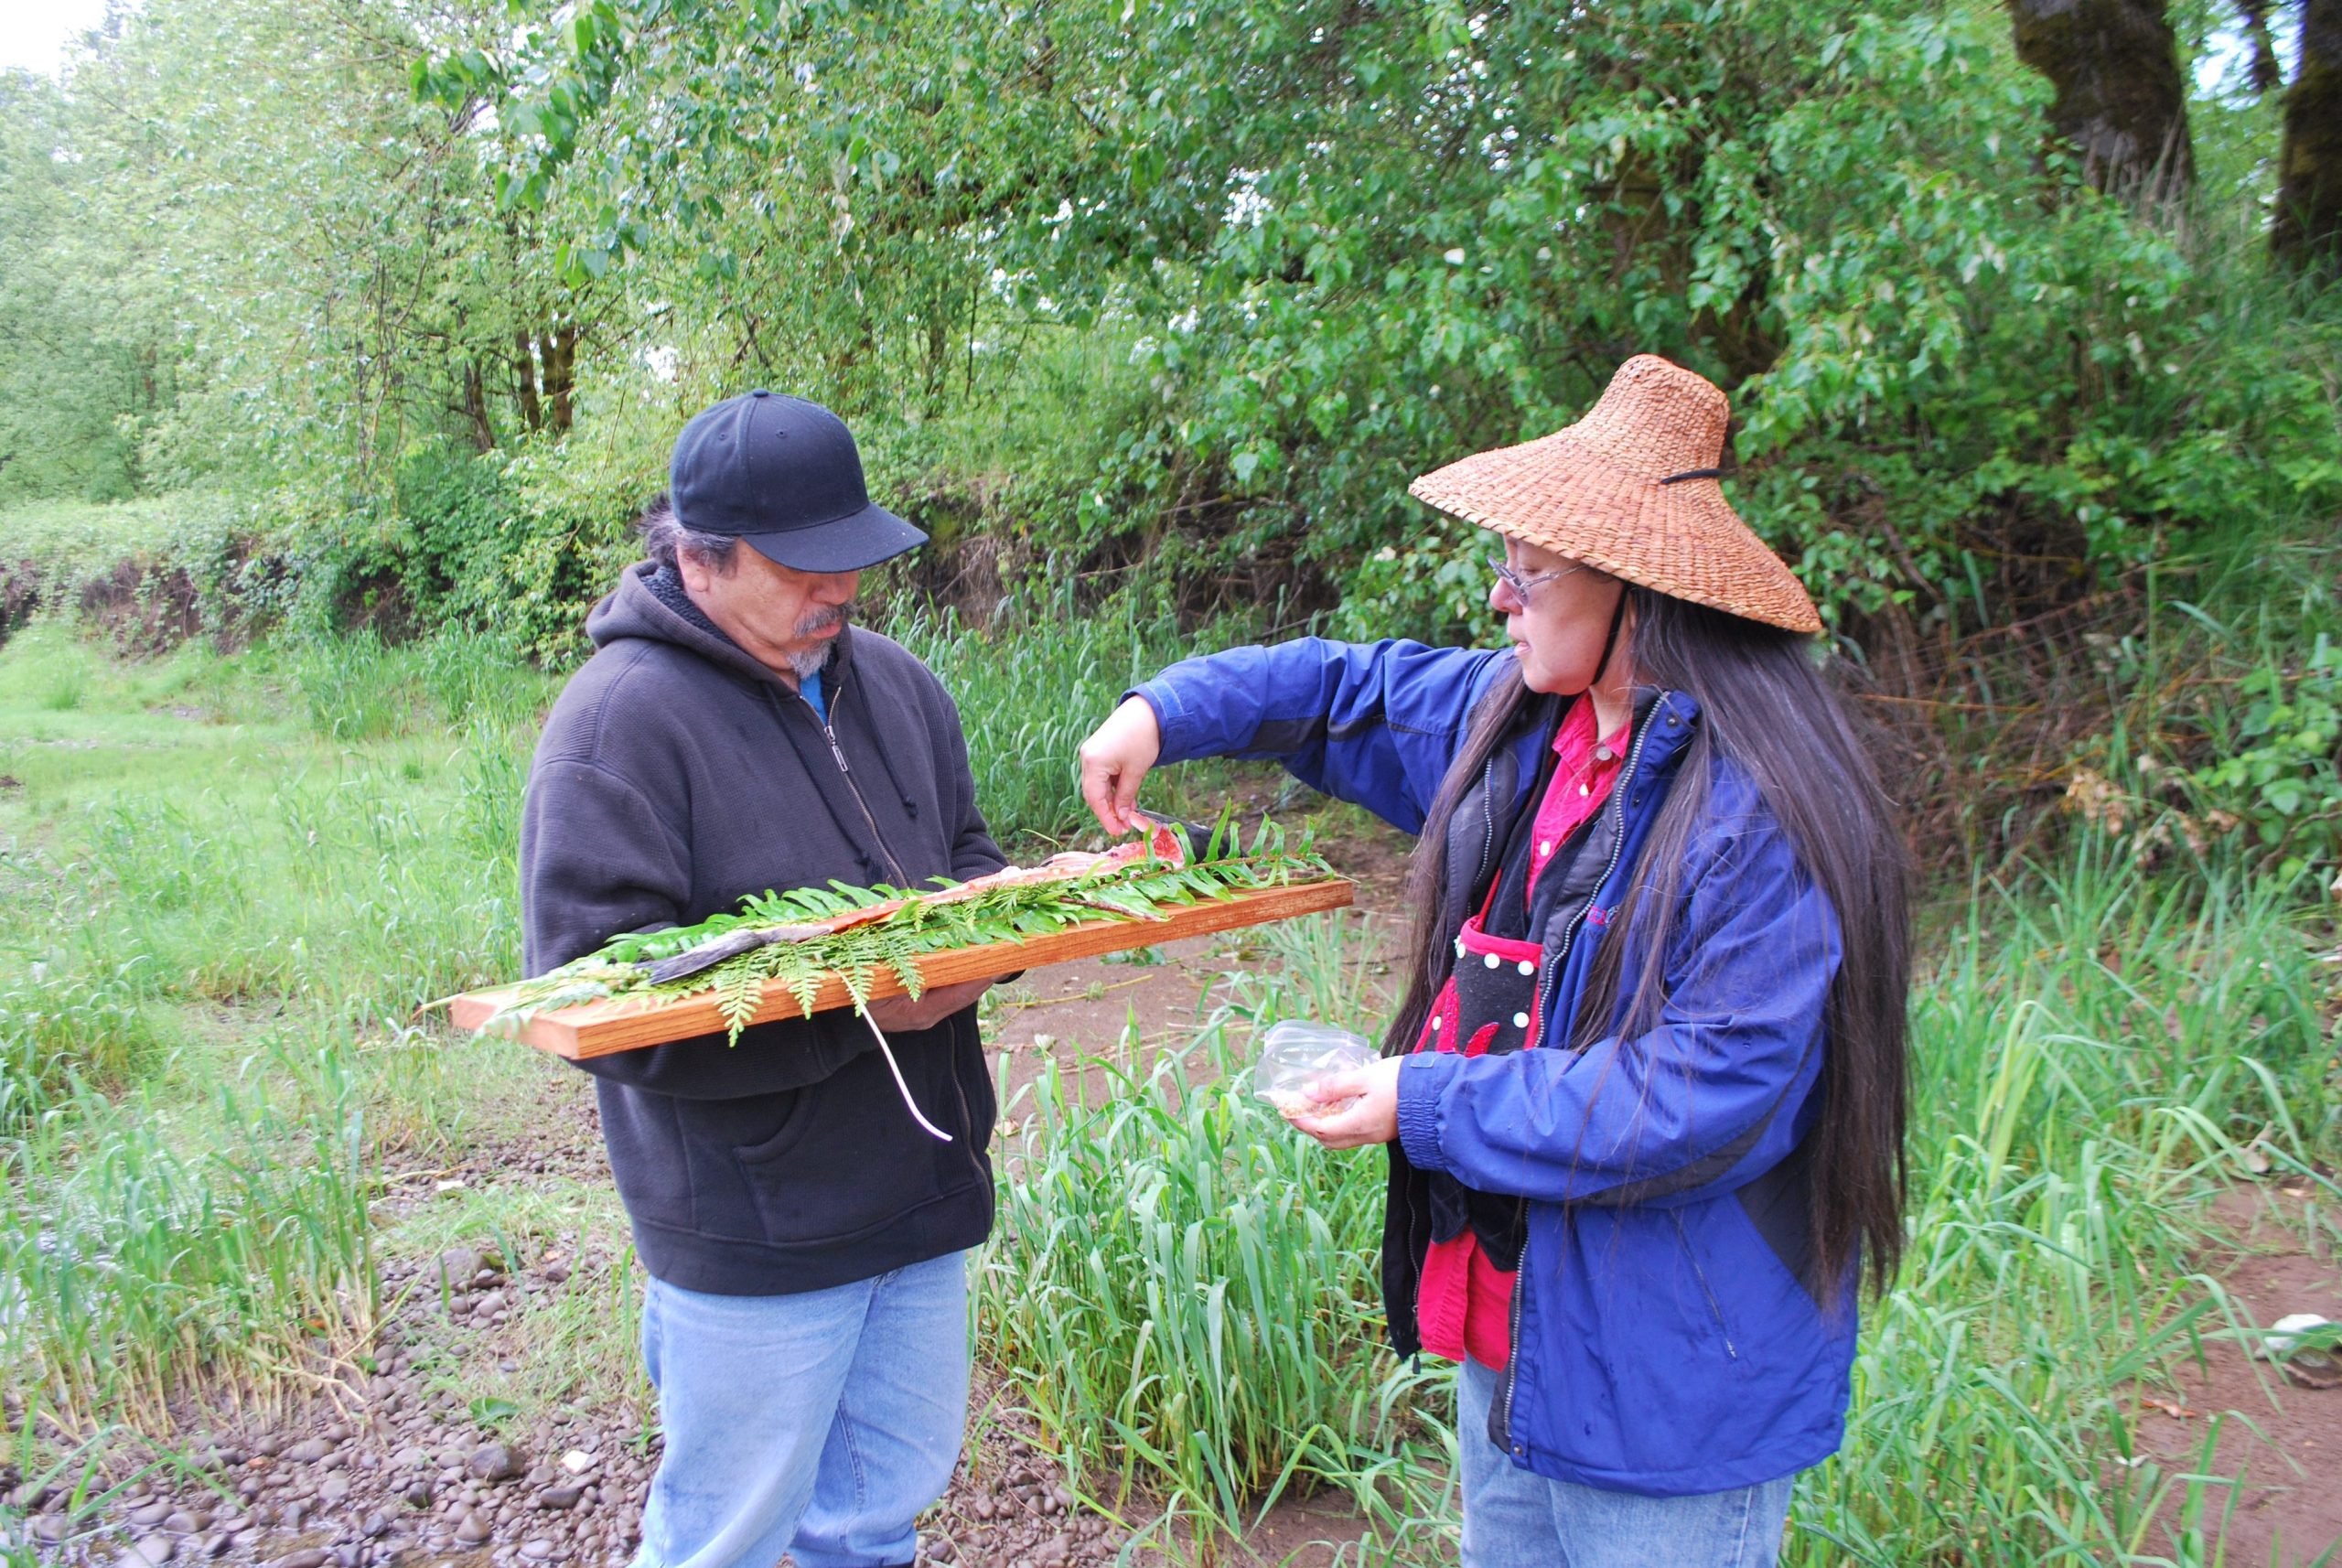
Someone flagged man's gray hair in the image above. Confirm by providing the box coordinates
[637,497,738,575]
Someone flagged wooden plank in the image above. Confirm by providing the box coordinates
[448,878,1355,1060]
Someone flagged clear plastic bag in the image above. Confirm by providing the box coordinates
[1252,1020,1379,1117]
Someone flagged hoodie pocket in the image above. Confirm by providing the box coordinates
[730,1024,980,1246]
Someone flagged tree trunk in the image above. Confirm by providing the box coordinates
[513,330,543,432]
[2274,0,2342,272]
[542,324,576,433]
[2240,0,2285,93]
[2006,0,2195,203]
[460,360,496,452]
[923,306,950,410]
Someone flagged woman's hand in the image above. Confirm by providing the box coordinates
[864,977,994,1035]
[1078,695,1163,836]
[1287,1056,1404,1149]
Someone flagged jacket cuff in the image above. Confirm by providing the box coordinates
[1395,1052,1453,1170]
[1127,682,1196,765]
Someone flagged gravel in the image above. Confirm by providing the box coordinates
[467,1443,523,1484]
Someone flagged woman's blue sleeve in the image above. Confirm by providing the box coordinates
[1130,638,1504,834]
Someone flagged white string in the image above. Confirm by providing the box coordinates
[860,1007,953,1142]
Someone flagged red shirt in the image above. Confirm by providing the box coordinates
[1416,701,1629,1369]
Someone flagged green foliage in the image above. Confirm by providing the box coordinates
[419,625,552,732]
[0,75,150,506]
[416,0,2342,649]
[377,443,647,664]
[2048,531,2342,891]
[0,495,255,646]
[9,0,2339,693]
[414,0,1072,413]
[2182,634,2342,881]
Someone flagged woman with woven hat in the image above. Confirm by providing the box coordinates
[1077,355,1909,1565]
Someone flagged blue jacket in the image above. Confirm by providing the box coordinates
[1136,637,1853,1497]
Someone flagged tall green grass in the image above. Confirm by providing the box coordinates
[38,755,521,1027]
[893,595,1262,848]
[0,1029,379,1428]
[0,628,535,1424]
[0,841,169,1124]
[0,633,545,1077]
[279,624,554,743]
[976,913,1445,1551]
[1801,847,2336,1565]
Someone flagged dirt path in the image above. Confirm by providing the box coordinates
[2132,1187,2342,1564]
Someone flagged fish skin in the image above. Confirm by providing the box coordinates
[815,829,1189,933]
[644,922,827,984]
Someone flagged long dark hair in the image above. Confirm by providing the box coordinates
[1385,587,1911,1301]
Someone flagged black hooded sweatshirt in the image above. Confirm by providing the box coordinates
[520,561,1006,1294]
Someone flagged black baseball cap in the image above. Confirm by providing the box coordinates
[669,390,928,573]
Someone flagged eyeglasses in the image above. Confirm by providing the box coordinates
[1491,559,1591,601]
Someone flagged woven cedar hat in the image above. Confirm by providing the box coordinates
[1408,355,1821,634]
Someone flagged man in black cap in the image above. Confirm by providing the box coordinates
[521,391,1006,1568]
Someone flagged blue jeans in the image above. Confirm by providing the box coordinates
[628,1251,970,1568]
[1456,1359,1795,1568]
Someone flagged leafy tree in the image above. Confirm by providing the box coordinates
[0,72,154,504]
[2,0,2333,661]
[38,0,610,499]
[419,0,1097,415]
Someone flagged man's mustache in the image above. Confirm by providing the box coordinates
[796,602,857,638]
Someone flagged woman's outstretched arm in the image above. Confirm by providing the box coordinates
[1080,637,1509,836]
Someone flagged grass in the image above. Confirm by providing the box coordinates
[0,604,2337,1567]
[0,621,553,1434]
[892,592,1265,849]
[976,913,1446,1552]
[1799,847,2334,1563]
[1,1029,379,1429]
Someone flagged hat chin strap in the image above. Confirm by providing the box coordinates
[1587,579,1632,690]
